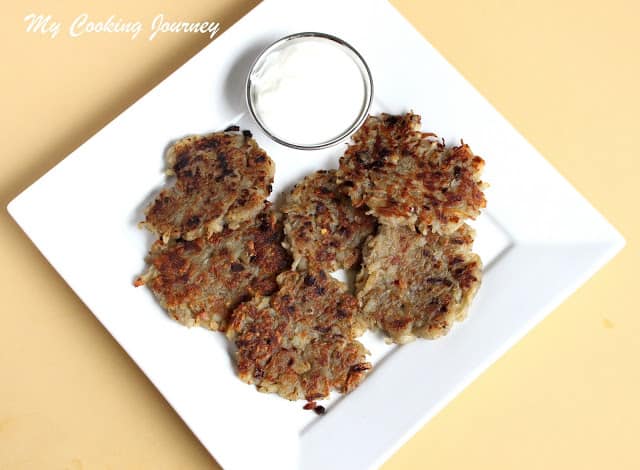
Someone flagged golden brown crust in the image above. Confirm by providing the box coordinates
[226,270,371,401]
[357,224,482,343]
[337,113,486,235]
[282,170,376,271]
[142,130,274,242]
[135,205,291,331]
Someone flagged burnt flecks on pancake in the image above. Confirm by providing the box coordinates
[142,130,274,242]
[337,113,486,235]
[135,204,291,331]
[356,223,482,343]
[282,169,376,272]
[226,270,371,401]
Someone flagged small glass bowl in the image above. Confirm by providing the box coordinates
[246,32,373,150]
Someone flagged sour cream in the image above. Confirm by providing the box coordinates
[248,34,372,149]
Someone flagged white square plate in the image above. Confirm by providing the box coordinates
[8,0,624,469]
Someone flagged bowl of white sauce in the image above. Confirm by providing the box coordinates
[246,32,373,150]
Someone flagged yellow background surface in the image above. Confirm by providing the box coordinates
[1,1,638,469]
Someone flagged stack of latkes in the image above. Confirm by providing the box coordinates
[136,113,487,404]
